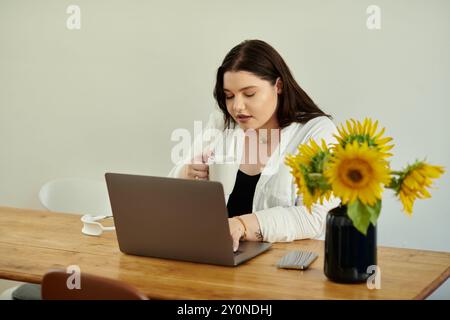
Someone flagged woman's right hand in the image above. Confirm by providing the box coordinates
[183,151,213,180]
[184,162,209,180]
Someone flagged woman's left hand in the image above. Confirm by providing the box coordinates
[228,217,245,252]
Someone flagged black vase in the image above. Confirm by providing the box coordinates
[324,205,377,283]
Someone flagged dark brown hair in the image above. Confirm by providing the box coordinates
[213,40,331,129]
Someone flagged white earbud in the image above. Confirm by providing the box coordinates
[81,214,115,236]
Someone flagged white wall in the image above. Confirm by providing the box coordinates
[1,0,449,297]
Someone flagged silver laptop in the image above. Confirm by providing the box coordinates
[105,172,272,266]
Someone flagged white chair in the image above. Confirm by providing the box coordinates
[1,178,113,300]
[39,178,112,216]
[0,286,20,300]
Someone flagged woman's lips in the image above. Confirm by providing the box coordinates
[237,115,252,123]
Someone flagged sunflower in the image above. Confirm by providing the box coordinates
[335,118,394,158]
[294,166,317,210]
[324,140,391,206]
[292,138,330,168]
[396,161,445,215]
[285,139,333,211]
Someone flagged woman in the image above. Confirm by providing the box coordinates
[169,40,340,252]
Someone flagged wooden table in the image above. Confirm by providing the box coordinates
[0,206,448,299]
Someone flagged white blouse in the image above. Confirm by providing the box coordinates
[168,109,341,242]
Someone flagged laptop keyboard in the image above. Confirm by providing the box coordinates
[233,250,243,256]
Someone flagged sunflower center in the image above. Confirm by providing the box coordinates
[339,159,372,188]
[347,169,363,183]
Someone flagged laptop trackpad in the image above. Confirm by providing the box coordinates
[233,241,272,265]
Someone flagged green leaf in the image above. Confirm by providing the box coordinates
[368,200,382,226]
[347,200,372,235]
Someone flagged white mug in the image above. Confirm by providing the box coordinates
[208,155,237,196]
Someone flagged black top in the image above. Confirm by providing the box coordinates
[226,170,261,218]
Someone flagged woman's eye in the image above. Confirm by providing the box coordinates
[225,93,254,100]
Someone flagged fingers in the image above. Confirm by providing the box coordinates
[227,217,244,252]
[191,163,209,171]
[192,169,208,179]
[186,166,209,180]
[233,235,240,252]
[188,150,213,180]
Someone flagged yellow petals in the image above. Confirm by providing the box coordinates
[398,162,445,215]
[287,117,445,222]
[285,138,332,212]
[324,140,391,206]
[334,118,394,159]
